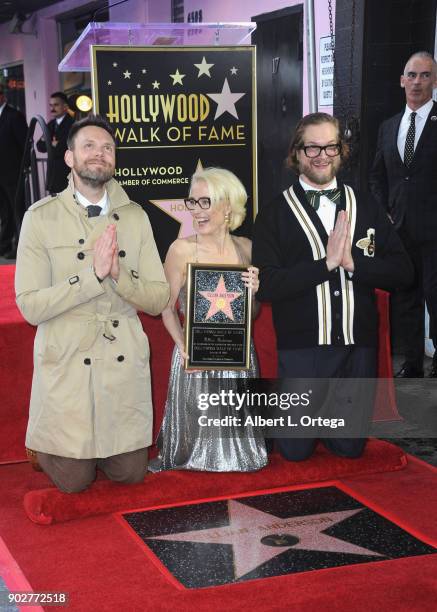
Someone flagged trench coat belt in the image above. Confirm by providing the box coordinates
[73,311,137,352]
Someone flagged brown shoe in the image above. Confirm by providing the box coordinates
[26,447,43,472]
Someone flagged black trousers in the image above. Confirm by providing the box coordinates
[396,228,437,371]
[0,180,17,250]
[276,346,376,461]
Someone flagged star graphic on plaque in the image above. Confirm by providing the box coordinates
[207,78,245,119]
[148,500,382,580]
[149,160,203,238]
[198,275,242,321]
[230,66,238,75]
[152,80,160,89]
[170,69,185,85]
[194,56,214,77]
[123,69,131,79]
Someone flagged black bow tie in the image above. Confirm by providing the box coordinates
[87,205,102,218]
[305,188,341,211]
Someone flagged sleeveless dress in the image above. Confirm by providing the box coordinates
[150,237,268,472]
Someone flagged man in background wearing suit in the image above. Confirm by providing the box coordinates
[370,51,437,378]
[37,91,75,194]
[0,83,28,257]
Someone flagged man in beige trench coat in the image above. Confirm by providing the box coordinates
[15,115,170,493]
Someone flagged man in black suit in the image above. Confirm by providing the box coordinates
[37,92,75,194]
[0,83,28,257]
[370,51,437,377]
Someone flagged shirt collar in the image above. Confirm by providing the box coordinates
[55,114,67,125]
[75,189,109,215]
[0,102,7,116]
[405,98,434,120]
[299,176,337,192]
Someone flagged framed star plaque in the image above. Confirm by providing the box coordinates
[185,263,252,370]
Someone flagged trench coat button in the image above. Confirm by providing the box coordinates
[69,275,79,285]
[119,250,126,258]
[112,320,119,327]
[113,213,119,220]
[78,238,85,244]
[334,290,340,297]
[77,252,85,260]
[84,358,91,365]
[131,270,139,279]
[117,355,124,362]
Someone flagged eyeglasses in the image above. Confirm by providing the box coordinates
[300,144,341,158]
[404,71,432,81]
[184,197,211,210]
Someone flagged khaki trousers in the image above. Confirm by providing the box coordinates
[37,447,148,493]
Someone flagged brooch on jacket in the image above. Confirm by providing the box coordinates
[356,229,375,257]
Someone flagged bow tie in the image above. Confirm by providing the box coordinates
[305,188,341,210]
[87,205,102,218]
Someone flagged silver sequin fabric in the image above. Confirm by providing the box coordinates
[152,341,268,472]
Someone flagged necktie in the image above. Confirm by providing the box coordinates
[305,188,341,211]
[404,111,416,166]
[87,205,102,218]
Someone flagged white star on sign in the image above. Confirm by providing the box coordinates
[149,160,204,239]
[142,68,147,74]
[207,78,245,120]
[107,80,112,86]
[136,83,141,89]
[152,80,160,90]
[230,66,238,75]
[170,69,185,85]
[149,500,383,580]
[123,70,131,79]
[113,62,118,67]
[194,56,214,77]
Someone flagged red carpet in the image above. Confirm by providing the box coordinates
[0,264,399,465]
[1,455,437,610]
[0,537,44,611]
[22,439,406,525]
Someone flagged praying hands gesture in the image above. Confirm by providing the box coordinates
[93,224,120,281]
[326,211,354,273]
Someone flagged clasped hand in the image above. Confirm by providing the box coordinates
[93,224,120,281]
[326,210,354,273]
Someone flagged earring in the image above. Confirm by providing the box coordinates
[224,211,231,224]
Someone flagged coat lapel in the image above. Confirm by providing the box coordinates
[390,112,404,166]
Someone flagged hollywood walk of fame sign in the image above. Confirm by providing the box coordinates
[185,263,252,370]
[121,485,437,589]
[91,46,256,260]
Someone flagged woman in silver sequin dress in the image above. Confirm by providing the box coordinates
[150,167,268,472]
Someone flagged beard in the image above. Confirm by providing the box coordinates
[300,158,341,187]
[74,161,114,187]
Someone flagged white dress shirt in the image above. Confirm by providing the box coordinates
[397,98,434,159]
[75,190,109,215]
[299,176,338,233]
